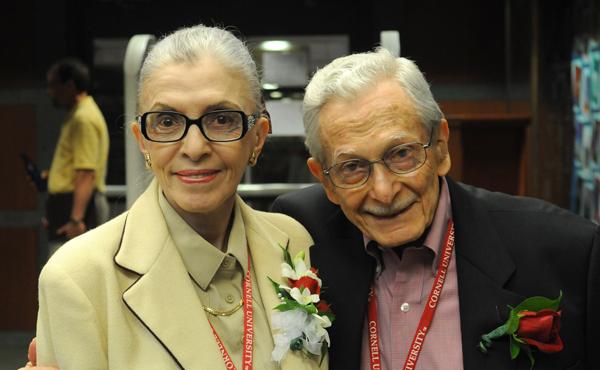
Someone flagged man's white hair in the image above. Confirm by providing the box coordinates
[303,48,443,164]
[138,24,261,112]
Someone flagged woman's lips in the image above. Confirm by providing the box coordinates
[174,169,219,184]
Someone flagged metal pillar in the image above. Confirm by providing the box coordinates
[123,34,155,208]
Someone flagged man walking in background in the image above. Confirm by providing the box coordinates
[44,58,110,255]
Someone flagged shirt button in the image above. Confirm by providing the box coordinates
[400,302,410,312]
[222,259,231,268]
[225,294,235,304]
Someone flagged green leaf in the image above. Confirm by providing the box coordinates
[280,241,293,266]
[319,341,328,366]
[512,291,563,313]
[509,336,521,360]
[268,276,282,292]
[274,298,319,313]
[268,277,293,299]
[522,344,536,370]
[275,300,303,312]
[506,310,521,334]
[305,304,318,315]
[512,335,525,344]
[294,250,306,263]
[322,311,336,323]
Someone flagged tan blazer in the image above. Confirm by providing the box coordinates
[37,180,326,370]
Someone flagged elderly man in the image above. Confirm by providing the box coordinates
[272,49,599,370]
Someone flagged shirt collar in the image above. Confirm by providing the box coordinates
[364,176,452,275]
[158,190,248,290]
[65,95,93,121]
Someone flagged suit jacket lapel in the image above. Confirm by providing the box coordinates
[316,206,374,370]
[114,180,225,370]
[448,178,530,369]
[238,198,317,370]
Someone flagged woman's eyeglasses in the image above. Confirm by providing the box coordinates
[137,109,258,143]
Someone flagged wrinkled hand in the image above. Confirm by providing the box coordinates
[17,337,59,370]
[56,220,86,240]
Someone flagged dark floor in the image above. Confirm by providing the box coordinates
[0,332,32,370]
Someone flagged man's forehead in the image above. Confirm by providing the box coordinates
[322,110,426,160]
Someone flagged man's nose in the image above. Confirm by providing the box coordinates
[368,162,400,204]
[180,124,212,160]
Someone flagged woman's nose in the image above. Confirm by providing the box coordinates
[180,124,212,161]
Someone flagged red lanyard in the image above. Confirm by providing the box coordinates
[368,220,455,370]
[208,257,254,370]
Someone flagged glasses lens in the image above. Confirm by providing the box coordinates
[202,111,244,141]
[145,112,186,142]
[385,143,426,173]
[331,159,370,188]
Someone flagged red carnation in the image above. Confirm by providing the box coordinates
[289,275,321,295]
[517,309,563,353]
[316,299,331,313]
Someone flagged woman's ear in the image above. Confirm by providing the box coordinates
[131,122,147,153]
[251,116,270,158]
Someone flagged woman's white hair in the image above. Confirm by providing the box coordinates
[138,24,261,112]
[303,48,443,164]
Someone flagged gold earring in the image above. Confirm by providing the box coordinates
[144,152,152,169]
[248,151,257,166]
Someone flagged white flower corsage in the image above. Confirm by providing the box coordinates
[269,244,334,365]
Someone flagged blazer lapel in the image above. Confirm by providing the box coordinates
[239,199,318,370]
[448,178,530,369]
[317,206,374,370]
[114,180,225,370]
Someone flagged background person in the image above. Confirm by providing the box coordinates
[31,25,327,369]
[273,48,600,369]
[44,58,110,254]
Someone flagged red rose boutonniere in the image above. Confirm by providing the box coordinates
[478,292,563,369]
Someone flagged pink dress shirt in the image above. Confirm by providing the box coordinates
[360,178,464,370]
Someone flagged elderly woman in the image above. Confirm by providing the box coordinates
[31,25,329,370]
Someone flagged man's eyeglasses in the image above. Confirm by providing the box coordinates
[323,131,433,189]
[136,109,258,143]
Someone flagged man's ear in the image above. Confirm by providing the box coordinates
[307,157,341,205]
[307,157,325,183]
[65,79,78,94]
[435,119,451,176]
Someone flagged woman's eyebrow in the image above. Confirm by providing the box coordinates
[148,103,177,111]
[204,101,243,112]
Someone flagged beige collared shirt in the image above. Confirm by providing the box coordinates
[159,192,279,370]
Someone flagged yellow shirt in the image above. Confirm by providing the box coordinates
[159,192,280,370]
[48,96,109,194]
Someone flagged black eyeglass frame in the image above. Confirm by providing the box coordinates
[136,109,258,143]
[323,128,434,189]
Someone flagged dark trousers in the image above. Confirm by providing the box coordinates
[45,192,97,242]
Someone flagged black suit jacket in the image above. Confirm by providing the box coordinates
[272,178,600,370]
